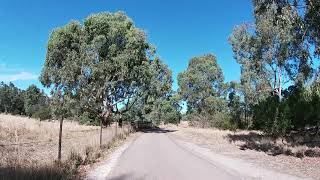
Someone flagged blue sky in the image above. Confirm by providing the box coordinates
[0,0,253,92]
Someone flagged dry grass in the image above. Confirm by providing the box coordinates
[0,114,132,179]
[166,123,320,180]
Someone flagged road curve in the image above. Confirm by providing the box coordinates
[107,130,237,180]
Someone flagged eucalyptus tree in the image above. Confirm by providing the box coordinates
[41,12,158,150]
[229,0,319,133]
[79,12,156,145]
[177,54,224,114]
[229,24,272,123]
[40,21,82,161]
[230,1,310,104]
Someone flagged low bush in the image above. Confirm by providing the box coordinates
[32,107,52,120]
[184,112,237,130]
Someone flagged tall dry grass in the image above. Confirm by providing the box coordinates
[0,114,132,179]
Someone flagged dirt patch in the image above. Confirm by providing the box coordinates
[166,125,320,180]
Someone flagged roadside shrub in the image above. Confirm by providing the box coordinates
[67,150,83,168]
[83,146,102,165]
[213,113,237,131]
[185,112,236,130]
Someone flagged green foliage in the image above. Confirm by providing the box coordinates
[123,58,180,125]
[228,0,320,134]
[178,54,224,113]
[32,106,52,121]
[0,82,25,115]
[228,90,241,127]
[302,0,320,57]
[24,84,51,120]
[40,20,82,119]
[177,54,238,130]
[0,82,51,119]
[79,12,155,119]
[253,85,320,136]
[78,112,100,125]
[40,11,179,127]
[145,95,181,125]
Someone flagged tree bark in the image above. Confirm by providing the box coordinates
[115,120,118,136]
[278,69,282,102]
[58,117,64,162]
[119,118,123,128]
[100,119,103,148]
[100,108,111,148]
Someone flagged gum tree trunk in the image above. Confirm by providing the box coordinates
[100,108,111,148]
[58,117,64,161]
[100,119,103,148]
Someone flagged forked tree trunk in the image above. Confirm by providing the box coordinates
[58,117,64,162]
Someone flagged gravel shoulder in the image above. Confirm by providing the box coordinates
[167,125,320,180]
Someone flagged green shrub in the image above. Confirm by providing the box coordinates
[252,85,320,137]
[32,107,52,120]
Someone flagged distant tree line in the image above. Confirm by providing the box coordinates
[0,82,51,120]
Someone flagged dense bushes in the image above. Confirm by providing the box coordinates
[253,85,320,136]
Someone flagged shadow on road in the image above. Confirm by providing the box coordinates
[108,173,136,180]
[138,127,177,134]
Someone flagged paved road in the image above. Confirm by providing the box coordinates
[108,130,237,180]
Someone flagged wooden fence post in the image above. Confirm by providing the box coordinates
[58,117,64,162]
[100,120,103,148]
[15,129,20,165]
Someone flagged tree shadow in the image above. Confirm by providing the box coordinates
[225,132,320,158]
[226,132,283,156]
[0,165,74,180]
[138,127,177,134]
[107,173,144,180]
